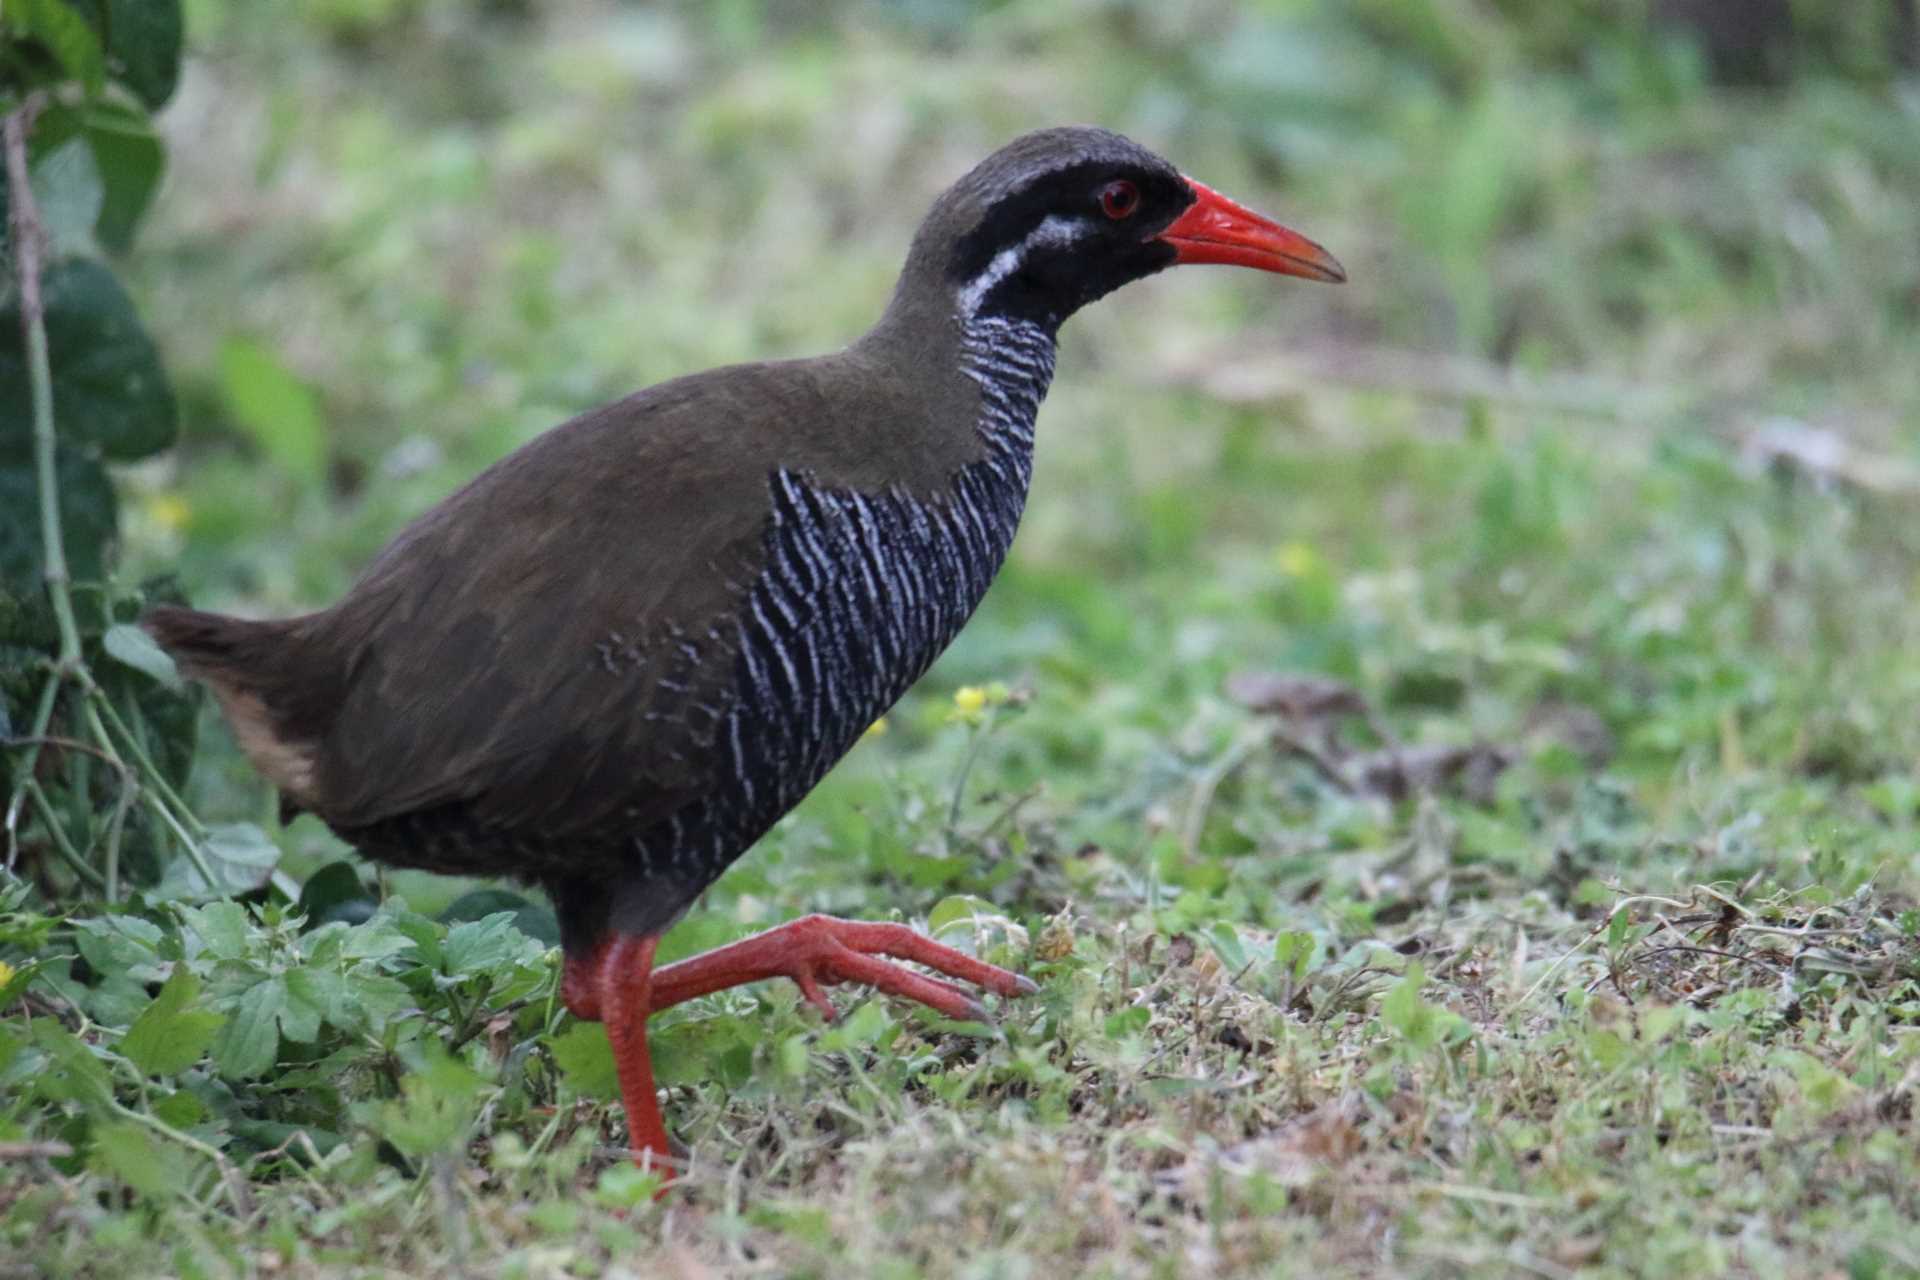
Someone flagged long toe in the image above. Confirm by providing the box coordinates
[828,918,1037,1000]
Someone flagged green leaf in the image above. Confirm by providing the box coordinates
[650,1015,758,1088]
[927,894,999,936]
[78,103,164,250]
[28,137,104,258]
[102,621,181,689]
[100,0,184,108]
[1273,930,1316,983]
[0,450,118,593]
[299,860,378,928]
[440,888,560,947]
[70,912,169,982]
[1381,962,1436,1049]
[30,1019,114,1109]
[160,822,282,899]
[334,913,419,964]
[546,1022,619,1100]
[217,338,326,483]
[151,1089,204,1130]
[1206,921,1248,973]
[120,967,225,1076]
[276,968,325,1043]
[181,899,252,959]
[24,102,166,251]
[204,821,282,867]
[0,257,178,462]
[440,911,545,978]
[5,0,107,95]
[213,976,286,1079]
[91,1119,192,1199]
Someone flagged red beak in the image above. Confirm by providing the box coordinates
[1157,178,1346,284]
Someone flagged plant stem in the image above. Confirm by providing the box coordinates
[3,672,63,869]
[23,781,106,891]
[89,683,206,836]
[4,99,83,670]
[946,711,996,835]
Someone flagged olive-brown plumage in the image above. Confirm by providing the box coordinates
[146,126,1343,1181]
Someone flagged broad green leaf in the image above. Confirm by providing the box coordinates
[217,337,326,483]
[30,1020,114,1109]
[275,968,324,1043]
[70,913,169,983]
[101,0,185,108]
[28,137,104,257]
[120,967,225,1075]
[288,965,356,1028]
[440,911,545,978]
[1381,962,1436,1049]
[91,1119,192,1199]
[5,0,107,95]
[651,1015,758,1088]
[0,451,118,593]
[0,257,178,462]
[24,101,166,251]
[326,972,411,1034]
[204,822,282,867]
[1206,921,1248,973]
[441,888,560,946]
[151,1089,204,1130]
[299,860,378,928]
[213,976,286,1079]
[1273,930,1316,983]
[160,823,282,899]
[102,621,181,689]
[928,894,999,935]
[334,914,419,964]
[79,103,164,250]
[182,900,252,958]
[546,1021,619,1100]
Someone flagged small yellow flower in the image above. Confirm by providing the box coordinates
[0,960,15,989]
[149,494,191,532]
[1274,540,1319,578]
[953,686,987,716]
[863,716,889,738]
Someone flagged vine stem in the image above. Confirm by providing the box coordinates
[3,98,220,897]
[5,97,84,671]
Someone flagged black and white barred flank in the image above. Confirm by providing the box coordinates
[647,317,1057,911]
[345,317,1058,938]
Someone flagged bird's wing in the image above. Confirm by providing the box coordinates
[298,364,825,838]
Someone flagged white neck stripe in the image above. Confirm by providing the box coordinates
[956,215,1090,318]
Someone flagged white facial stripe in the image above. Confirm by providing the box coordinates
[957,215,1091,317]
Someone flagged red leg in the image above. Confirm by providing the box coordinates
[566,935,678,1180]
[558,915,1037,1180]
[649,914,1038,1022]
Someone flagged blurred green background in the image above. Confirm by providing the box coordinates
[16,2,1920,1273]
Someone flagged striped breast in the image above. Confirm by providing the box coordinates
[620,315,1058,926]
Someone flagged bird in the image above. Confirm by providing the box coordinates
[144,125,1344,1180]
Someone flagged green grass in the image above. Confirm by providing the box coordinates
[7,2,1920,1276]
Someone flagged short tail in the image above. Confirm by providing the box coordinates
[142,606,329,806]
[142,605,294,687]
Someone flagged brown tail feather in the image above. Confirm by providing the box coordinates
[142,606,328,805]
[142,606,286,682]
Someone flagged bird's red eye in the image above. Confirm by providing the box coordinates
[1100,179,1139,220]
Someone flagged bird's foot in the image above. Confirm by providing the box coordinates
[557,915,1036,1190]
[650,913,1038,1023]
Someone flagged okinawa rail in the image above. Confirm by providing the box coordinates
[145,126,1345,1178]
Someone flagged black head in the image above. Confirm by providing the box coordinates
[905,126,1344,332]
